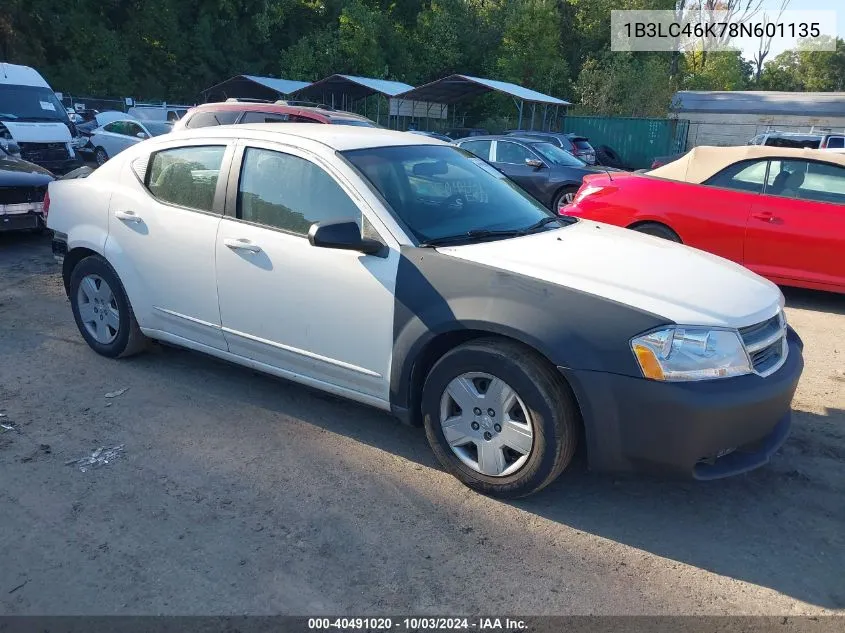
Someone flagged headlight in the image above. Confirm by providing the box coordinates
[71,136,88,148]
[631,327,751,381]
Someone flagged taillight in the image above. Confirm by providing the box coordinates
[43,190,50,220]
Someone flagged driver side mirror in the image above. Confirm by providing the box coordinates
[525,158,544,169]
[308,220,386,257]
[136,132,148,139]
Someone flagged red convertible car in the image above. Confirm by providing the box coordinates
[562,146,845,294]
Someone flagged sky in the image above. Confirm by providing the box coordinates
[735,0,843,62]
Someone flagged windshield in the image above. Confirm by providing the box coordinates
[342,144,564,244]
[0,85,68,123]
[145,121,174,136]
[531,142,586,167]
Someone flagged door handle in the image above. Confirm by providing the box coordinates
[223,237,262,253]
[751,211,777,222]
[114,210,142,223]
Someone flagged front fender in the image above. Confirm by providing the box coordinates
[389,247,669,411]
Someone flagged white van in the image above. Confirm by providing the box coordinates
[0,62,84,173]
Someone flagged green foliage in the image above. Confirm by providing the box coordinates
[760,38,845,92]
[683,50,753,91]
[0,0,842,115]
[574,52,676,117]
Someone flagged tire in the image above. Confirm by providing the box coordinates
[596,145,626,169]
[94,147,108,166]
[421,338,579,498]
[553,186,579,213]
[69,255,149,358]
[630,222,682,243]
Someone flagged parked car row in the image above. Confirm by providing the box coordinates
[45,123,805,498]
[455,134,617,209]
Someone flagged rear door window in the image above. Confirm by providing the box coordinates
[825,136,845,149]
[145,146,226,213]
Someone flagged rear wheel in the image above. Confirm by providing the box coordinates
[421,338,579,498]
[69,255,149,358]
[630,222,682,243]
[94,147,108,166]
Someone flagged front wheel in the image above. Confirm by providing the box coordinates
[421,338,579,498]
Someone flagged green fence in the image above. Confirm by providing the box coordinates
[561,116,689,169]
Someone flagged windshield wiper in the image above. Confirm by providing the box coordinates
[518,216,564,234]
[419,216,565,247]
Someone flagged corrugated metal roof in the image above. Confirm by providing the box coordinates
[298,74,414,100]
[201,74,311,97]
[673,91,845,117]
[241,75,312,95]
[396,74,570,105]
[337,75,415,96]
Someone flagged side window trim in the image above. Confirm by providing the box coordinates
[139,141,234,216]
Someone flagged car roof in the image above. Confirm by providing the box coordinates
[164,123,444,151]
[189,101,371,122]
[648,145,845,183]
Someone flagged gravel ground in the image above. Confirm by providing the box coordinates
[0,232,843,616]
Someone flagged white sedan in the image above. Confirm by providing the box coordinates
[89,118,173,165]
[46,124,802,497]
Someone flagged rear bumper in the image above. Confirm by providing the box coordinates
[560,327,804,479]
[0,212,44,232]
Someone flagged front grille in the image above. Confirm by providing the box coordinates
[0,185,47,206]
[739,312,787,376]
[18,142,71,164]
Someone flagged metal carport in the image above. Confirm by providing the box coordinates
[295,74,414,125]
[202,75,312,103]
[394,74,570,131]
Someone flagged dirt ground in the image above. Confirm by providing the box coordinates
[0,232,843,616]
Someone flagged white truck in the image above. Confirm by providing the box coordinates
[0,62,84,174]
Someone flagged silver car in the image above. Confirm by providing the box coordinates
[90,119,173,165]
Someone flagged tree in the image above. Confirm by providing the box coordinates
[683,49,752,90]
[574,52,676,117]
[494,0,570,98]
[760,37,845,91]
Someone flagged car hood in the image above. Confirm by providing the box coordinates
[0,155,54,186]
[435,220,782,328]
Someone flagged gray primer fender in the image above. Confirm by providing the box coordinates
[390,246,672,418]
